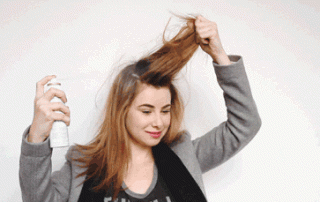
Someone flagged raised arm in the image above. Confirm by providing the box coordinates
[19,76,73,201]
[20,127,74,201]
[191,16,261,173]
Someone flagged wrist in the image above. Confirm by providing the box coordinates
[211,52,231,65]
[27,133,46,143]
[28,126,47,143]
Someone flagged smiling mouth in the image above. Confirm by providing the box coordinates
[146,131,162,138]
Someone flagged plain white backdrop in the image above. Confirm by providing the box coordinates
[1,0,319,201]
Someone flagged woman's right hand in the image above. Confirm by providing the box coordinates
[28,75,70,143]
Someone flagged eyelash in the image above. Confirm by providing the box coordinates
[142,110,170,114]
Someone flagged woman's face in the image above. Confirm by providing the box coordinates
[126,83,171,149]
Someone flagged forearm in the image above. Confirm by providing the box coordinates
[19,126,55,202]
[192,55,261,173]
[210,51,231,66]
[20,125,76,202]
[214,55,261,134]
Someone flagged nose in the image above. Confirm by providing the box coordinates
[152,112,163,128]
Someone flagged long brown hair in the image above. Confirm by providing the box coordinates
[73,14,200,200]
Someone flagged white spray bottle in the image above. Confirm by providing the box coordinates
[46,78,69,148]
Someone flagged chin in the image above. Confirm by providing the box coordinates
[146,138,162,147]
[145,135,165,148]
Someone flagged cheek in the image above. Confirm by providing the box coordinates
[127,111,148,131]
[164,115,171,127]
[135,115,150,129]
[126,111,137,135]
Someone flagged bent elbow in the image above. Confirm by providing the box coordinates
[250,112,262,135]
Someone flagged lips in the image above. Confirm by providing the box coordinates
[146,131,162,138]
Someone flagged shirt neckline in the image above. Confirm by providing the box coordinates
[121,164,158,199]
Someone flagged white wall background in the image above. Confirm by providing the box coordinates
[1,0,319,201]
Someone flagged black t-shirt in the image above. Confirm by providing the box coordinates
[104,165,175,202]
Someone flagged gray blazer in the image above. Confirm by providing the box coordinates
[19,55,261,202]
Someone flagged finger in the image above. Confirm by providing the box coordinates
[195,17,202,27]
[197,26,213,37]
[44,87,68,103]
[51,112,71,126]
[50,102,70,117]
[199,29,215,41]
[197,29,214,44]
[35,75,56,100]
[195,23,212,36]
[187,21,194,29]
[196,21,216,31]
[200,37,210,45]
[196,15,210,24]
[196,15,204,22]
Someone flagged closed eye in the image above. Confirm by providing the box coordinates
[142,110,170,114]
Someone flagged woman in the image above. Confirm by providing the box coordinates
[20,15,261,202]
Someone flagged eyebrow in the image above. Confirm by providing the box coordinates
[138,104,171,109]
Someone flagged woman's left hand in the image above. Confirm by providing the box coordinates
[193,15,231,65]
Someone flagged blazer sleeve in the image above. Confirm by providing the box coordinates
[192,55,262,173]
[19,126,74,202]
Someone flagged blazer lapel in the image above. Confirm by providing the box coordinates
[152,142,207,202]
[78,176,105,202]
[78,142,207,202]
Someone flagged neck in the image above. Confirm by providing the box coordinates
[128,141,154,166]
